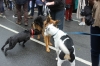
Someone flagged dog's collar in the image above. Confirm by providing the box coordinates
[52,29,59,37]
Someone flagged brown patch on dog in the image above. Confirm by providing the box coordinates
[64,54,71,60]
[32,15,59,52]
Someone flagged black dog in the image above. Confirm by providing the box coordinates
[1,29,41,56]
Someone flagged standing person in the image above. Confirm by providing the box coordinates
[36,0,44,16]
[15,0,28,26]
[28,0,36,19]
[90,0,100,66]
[42,0,65,30]
[65,0,74,21]
[76,0,86,25]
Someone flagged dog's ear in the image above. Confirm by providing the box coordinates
[53,20,60,26]
[55,20,60,24]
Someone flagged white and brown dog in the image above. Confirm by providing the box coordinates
[44,24,75,66]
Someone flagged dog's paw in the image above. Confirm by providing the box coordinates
[49,43,52,46]
[37,35,41,40]
[46,48,50,52]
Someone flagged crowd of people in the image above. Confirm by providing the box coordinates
[0,0,89,26]
[0,0,100,66]
[0,0,82,27]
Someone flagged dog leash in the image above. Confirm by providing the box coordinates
[67,32,100,36]
[43,1,51,16]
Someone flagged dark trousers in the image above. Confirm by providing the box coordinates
[37,5,43,16]
[28,0,36,16]
[4,0,9,7]
[91,26,100,66]
[16,2,28,23]
[50,9,65,30]
[8,1,12,10]
[0,0,4,13]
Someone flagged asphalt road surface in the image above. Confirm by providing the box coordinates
[0,8,93,66]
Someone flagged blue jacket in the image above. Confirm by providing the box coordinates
[36,0,44,5]
[15,0,28,4]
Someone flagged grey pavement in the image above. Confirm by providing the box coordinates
[0,8,92,66]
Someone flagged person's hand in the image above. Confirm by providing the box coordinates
[46,2,54,6]
[42,0,45,2]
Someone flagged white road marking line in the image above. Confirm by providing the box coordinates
[0,24,91,65]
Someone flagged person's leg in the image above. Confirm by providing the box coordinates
[0,1,2,13]
[50,11,55,20]
[31,0,36,16]
[55,9,65,30]
[1,2,4,13]
[16,4,22,24]
[91,26,100,66]
[39,6,43,16]
[28,0,30,12]
[65,9,69,21]
[0,0,5,16]
[12,0,17,18]
[69,5,73,20]
[23,2,28,26]
[37,5,40,16]
[9,1,12,10]
[8,1,12,10]
[79,17,85,25]
[37,5,43,16]
[4,0,7,7]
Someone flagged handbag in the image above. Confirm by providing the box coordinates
[85,15,94,26]
[66,4,70,9]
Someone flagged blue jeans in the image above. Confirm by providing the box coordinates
[50,9,65,30]
[0,0,4,13]
[8,1,12,10]
[91,26,100,66]
[28,0,36,16]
